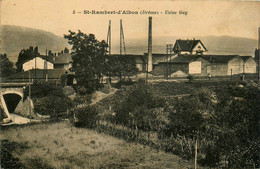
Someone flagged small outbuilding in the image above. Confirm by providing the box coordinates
[153,55,210,77]
[240,56,256,74]
[202,55,244,76]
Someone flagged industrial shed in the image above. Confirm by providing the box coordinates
[134,55,146,72]
[202,55,244,76]
[240,56,256,73]
[152,55,210,77]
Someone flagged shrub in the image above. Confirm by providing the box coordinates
[24,82,73,116]
[24,82,65,99]
[73,95,92,106]
[114,81,165,130]
[33,96,72,116]
[113,80,134,89]
[74,106,98,128]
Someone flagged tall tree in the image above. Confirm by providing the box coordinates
[104,55,138,81]
[0,53,16,77]
[16,46,40,72]
[64,30,107,93]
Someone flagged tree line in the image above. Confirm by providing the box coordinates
[1,30,138,95]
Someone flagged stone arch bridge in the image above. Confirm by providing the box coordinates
[0,83,31,122]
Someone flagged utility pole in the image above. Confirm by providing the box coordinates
[257,27,260,82]
[34,50,36,82]
[195,139,198,169]
[120,19,126,56]
[166,44,173,79]
[231,69,232,80]
[29,71,32,122]
[107,20,111,55]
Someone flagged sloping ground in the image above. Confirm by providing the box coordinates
[0,107,8,123]
[0,122,195,169]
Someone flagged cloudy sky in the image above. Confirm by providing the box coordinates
[1,0,260,42]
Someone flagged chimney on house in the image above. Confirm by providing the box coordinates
[53,53,56,62]
[148,16,153,72]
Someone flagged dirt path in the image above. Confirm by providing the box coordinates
[90,88,117,106]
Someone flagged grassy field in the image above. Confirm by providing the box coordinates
[1,121,195,169]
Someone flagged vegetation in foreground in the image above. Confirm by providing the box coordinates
[0,122,194,169]
[82,80,260,168]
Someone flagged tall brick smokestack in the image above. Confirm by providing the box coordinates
[258,27,260,49]
[258,27,260,81]
[148,16,153,72]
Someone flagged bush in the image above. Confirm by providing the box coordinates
[34,96,72,116]
[73,95,92,106]
[24,82,65,99]
[113,80,134,89]
[24,82,73,116]
[74,106,98,128]
[114,81,165,130]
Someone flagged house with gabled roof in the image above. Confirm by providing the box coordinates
[173,39,208,55]
[22,55,54,71]
[53,53,73,70]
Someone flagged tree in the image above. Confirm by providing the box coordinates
[104,55,138,81]
[16,46,40,72]
[0,53,16,77]
[64,30,108,94]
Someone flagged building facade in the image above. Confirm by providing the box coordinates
[22,56,54,71]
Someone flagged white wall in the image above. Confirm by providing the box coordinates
[191,42,207,54]
[227,57,243,75]
[23,57,54,71]
[244,59,256,73]
[189,61,201,74]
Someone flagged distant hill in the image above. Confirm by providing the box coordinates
[121,36,258,57]
[0,25,257,63]
[0,25,69,63]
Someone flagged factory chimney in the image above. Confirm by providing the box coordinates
[258,27,260,81]
[147,16,153,72]
[258,27,260,49]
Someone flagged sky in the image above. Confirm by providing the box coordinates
[1,0,260,43]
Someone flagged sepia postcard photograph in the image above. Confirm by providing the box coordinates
[0,0,260,168]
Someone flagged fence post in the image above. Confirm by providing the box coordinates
[231,69,232,80]
[195,139,198,169]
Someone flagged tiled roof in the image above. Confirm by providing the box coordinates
[173,39,207,52]
[169,55,202,63]
[240,56,253,62]
[53,53,72,64]
[21,55,54,64]
[143,53,177,64]
[109,54,145,64]
[202,55,240,63]
[7,69,68,79]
